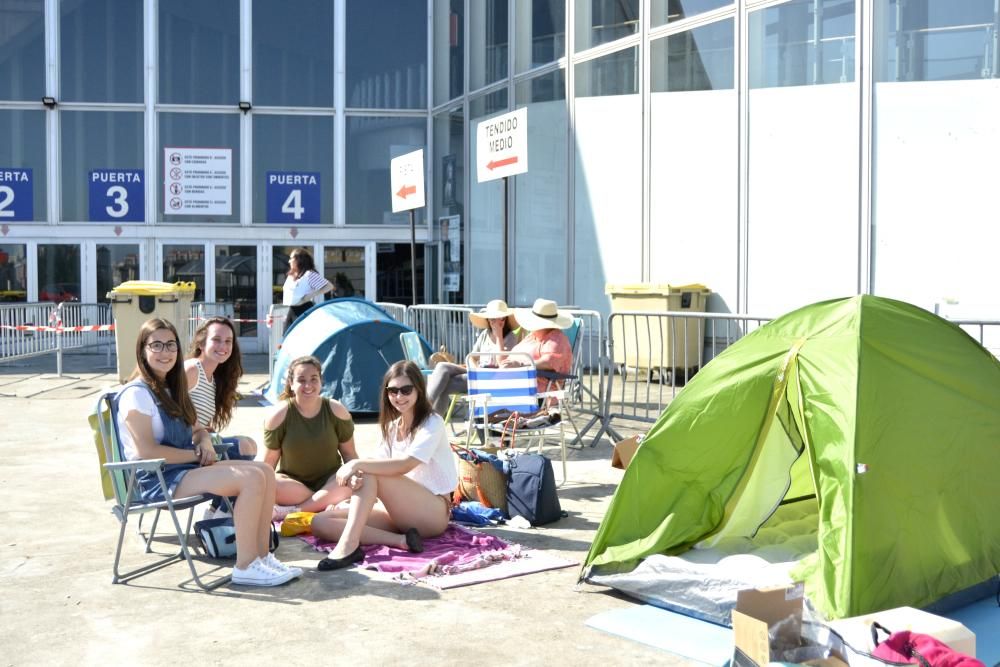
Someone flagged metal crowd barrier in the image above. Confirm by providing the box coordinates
[406,304,478,361]
[950,319,1000,360]
[266,304,290,379]
[0,301,114,376]
[597,310,772,444]
[562,309,607,446]
[374,301,408,324]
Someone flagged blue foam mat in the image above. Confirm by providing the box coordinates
[943,597,1000,664]
[585,604,733,665]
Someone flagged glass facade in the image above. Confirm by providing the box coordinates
[96,243,140,303]
[515,0,565,73]
[1,0,998,346]
[61,111,144,222]
[38,244,81,302]
[575,0,638,52]
[749,0,856,88]
[158,0,240,105]
[345,116,427,226]
[347,1,427,109]
[60,0,143,103]
[651,0,732,27]
[252,115,334,224]
[0,110,46,222]
[0,244,27,302]
[253,0,334,108]
[0,0,45,101]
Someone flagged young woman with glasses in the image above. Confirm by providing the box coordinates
[114,318,300,587]
[283,361,457,571]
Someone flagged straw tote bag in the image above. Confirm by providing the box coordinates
[451,443,508,514]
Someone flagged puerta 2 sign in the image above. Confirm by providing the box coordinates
[0,168,33,221]
[266,172,321,223]
[476,107,528,183]
[89,169,144,222]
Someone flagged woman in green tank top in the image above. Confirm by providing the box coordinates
[263,356,359,516]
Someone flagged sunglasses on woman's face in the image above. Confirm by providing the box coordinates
[386,384,415,397]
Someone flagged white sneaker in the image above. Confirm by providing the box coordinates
[200,506,216,522]
[264,552,302,579]
[231,557,296,587]
[271,504,298,521]
[213,506,232,520]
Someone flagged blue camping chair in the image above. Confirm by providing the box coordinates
[90,391,232,590]
[399,331,434,376]
[464,351,567,485]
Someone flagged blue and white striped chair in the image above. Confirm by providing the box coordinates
[464,351,567,485]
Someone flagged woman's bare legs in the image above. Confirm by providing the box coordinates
[275,474,352,512]
[175,461,272,569]
[321,474,450,560]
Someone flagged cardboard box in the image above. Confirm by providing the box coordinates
[827,606,975,657]
[732,583,806,667]
[611,436,640,469]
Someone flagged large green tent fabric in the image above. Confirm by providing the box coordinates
[582,295,1000,619]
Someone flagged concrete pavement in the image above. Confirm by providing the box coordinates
[0,352,679,666]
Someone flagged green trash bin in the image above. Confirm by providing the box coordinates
[605,283,711,381]
[108,281,197,383]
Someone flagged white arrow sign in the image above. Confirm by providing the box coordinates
[476,107,528,183]
[390,148,425,213]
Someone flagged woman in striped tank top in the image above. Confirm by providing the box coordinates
[185,317,258,517]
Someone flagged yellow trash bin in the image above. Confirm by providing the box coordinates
[605,283,711,381]
[108,281,197,383]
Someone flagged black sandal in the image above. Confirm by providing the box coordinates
[317,546,364,571]
[405,527,424,553]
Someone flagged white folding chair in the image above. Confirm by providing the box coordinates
[464,352,568,485]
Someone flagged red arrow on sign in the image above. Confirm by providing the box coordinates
[396,184,417,199]
[488,156,519,171]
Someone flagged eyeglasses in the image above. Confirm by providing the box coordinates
[146,340,179,353]
[386,384,415,397]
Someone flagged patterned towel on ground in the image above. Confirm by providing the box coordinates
[297,523,521,576]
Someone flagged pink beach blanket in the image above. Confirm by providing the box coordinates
[298,523,518,576]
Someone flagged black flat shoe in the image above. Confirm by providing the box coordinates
[404,527,424,553]
[317,546,364,571]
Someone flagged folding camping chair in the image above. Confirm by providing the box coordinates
[537,317,584,445]
[464,352,568,486]
[91,391,231,590]
[399,331,433,376]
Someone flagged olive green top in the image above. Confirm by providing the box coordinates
[264,398,355,491]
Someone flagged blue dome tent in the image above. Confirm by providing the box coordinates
[264,298,429,413]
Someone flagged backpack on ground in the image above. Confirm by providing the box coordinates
[504,452,565,526]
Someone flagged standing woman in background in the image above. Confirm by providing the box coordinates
[282,248,333,330]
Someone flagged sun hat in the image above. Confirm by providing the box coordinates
[513,298,573,331]
[468,299,517,330]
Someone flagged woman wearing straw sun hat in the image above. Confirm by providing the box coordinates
[426,299,522,415]
[503,298,573,395]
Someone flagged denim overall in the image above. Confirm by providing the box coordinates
[114,381,198,503]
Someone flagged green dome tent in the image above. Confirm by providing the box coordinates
[582,295,1000,620]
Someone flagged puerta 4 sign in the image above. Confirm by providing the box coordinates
[266,171,321,223]
[476,107,528,183]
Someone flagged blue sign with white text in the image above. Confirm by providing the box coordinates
[89,169,144,222]
[266,171,320,224]
[0,167,33,221]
